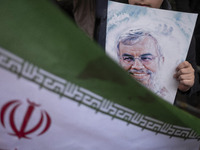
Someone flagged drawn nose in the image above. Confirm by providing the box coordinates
[131,58,144,70]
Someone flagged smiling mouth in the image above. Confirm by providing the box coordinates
[129,72,149,80]
[133,73,147,77]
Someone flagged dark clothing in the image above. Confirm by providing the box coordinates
[73,0,95,38]
[161,0,172,10]
[175,0,190,12]
[175,0,200,13]
[94,0,108,48]
[195,17,200,66]
[175,0,200,66]
[183,36,200,106]
[174,0,200,106]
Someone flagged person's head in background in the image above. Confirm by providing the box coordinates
[127,0,171,9]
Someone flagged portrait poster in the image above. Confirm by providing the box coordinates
[106,1,197,104]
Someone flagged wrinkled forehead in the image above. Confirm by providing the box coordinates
[120,34,157,46]
[118,39,158,56]
[118,33,162,57]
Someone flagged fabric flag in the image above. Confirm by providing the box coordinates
[0,0,199,150]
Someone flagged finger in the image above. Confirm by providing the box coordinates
[177,67,194,76]
[174,70,194,80]
[178,73,194,81]
[176,61,191,71]
[179,79,194,87]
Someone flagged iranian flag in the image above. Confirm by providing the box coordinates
[0,0,199,150]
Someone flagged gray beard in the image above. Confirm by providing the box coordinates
[128,69,161,94]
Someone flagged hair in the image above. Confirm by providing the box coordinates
[160,0,172,10]
[117,29,163,59]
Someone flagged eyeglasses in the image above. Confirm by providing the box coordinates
[121,53,158,65]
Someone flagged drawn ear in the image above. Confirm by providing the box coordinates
[158,56,164,67]
[161,56,164,63]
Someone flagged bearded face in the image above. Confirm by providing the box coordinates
[119,35,163,89]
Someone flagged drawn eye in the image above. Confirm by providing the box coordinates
[123,56,134,62]
[141,56,153,62]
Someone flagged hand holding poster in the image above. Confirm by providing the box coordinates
[106,1,197,103]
